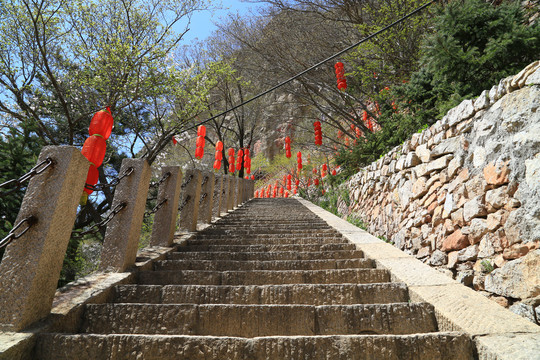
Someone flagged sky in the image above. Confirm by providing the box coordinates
[180,0,267,44]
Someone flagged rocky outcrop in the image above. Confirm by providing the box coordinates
[343,61,540,324]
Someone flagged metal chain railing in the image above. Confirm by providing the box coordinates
[0,158,54,198]
[201,176,209,186]
[178,195,191,212]
[199,192,208,205]
[84,167,134,192]
[144,198,167,218]
[71,202,127,239]
[149,171,171,189]
[181,174,193,189]
[0,215,38,249]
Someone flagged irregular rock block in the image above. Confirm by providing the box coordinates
[441,230,469,252]
[485,250,540,298]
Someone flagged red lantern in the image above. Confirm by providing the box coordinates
[295,179,300,186]
[215,150,223,161]
[83,165,100,195]
[89,108,114,140]
[314,178,320,186]
[228,148,235,157]
[213,159,221,170]
[332,169,337,176]
[216,141,224,151]
[196,136,205,148]
[251,175,254,180]
[236,149,243,171]
[284,191,289,198]
[82,135,107,167]
[197,125,206,137]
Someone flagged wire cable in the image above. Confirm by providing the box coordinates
[178,0,436,135]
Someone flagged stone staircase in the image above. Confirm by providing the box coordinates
[35,198,474,359]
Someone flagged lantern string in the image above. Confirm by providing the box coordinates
[177,0,435,135]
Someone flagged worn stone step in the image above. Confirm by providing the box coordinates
[198,229,336,236]
[81,303,437,336]
[113,283,409,305]
[167,250,365,261]
[137,269,390,286]
[154,259,373,271]
[185,237,347,246]
[175,243,357,253]
[193,232,342,239]
[36,333,474,360]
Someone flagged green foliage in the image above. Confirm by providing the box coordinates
[0,127,42,261]
[481,259,495,274]
[402,0,540,120]
[346,215,367,231]
[338,0,540,175]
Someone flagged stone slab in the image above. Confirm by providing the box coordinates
[408,284,540,335]
[474,333,540,360]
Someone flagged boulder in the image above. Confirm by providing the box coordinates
[485,250,540,299]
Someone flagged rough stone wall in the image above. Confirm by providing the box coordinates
[344,61,540,324]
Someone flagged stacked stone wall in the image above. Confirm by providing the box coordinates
[343,61,540,323]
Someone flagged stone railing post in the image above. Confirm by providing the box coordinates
[99,159,151,272]
[227,176,237,211]
[220,176,231,214]
[236,178,244,207]
[177,169,202,232]
[0,146,88,331]
[198,171,215,224]
[212,175,223,219]
[150,166,183,247]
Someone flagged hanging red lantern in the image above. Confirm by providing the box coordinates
[89,107,114,140]
[284,191,289,198]
[314,121,322,145]
[251,175,254,180]
[83,165,100,195]
[314,178,320,186]
[216,141,224,151]
[82,135,107,167]
[213,159,221,170]
[332,169,337,176]
[293,187,297,194]
[228,148,235,157]
[295,179,300,186]
[196,136,205,148]
[335,62,347,91]
[215,150,223,161]
[197,125,206,137]
[255,190,259,198]
[172,136,178,145]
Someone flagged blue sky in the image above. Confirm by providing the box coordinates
[181,0,266,44]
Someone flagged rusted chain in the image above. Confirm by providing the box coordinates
[144,198,167,218]
[178,195,191,212]
[0,216,38,249]
[149,171,171,189]
[0,158,54,198]
[201,176,209,186]
[199,192,208,205]
[71,202,127,239]
[181,174,193,189]
[84,167,134,192]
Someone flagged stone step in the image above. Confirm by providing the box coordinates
[193,232,342,239]
[137,269,390,286]
[185,237,346,246]
[175,243,357,253]
[113,283,409,305]
[81,303,437,336]
[153,259,373,271]
[36,333,474,360]
[196,229,340,236]
[167,250,365,261]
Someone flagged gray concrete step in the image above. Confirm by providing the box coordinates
[36,333,474,360]
[81,303,437,336]
[176,243,357,253]
[137,269,390,286]
[113,283,409,305]
[153,259,374,271]
[167,250,365,261]
[185,237,347,246]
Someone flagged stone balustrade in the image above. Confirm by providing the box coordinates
[0,151,254,332]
